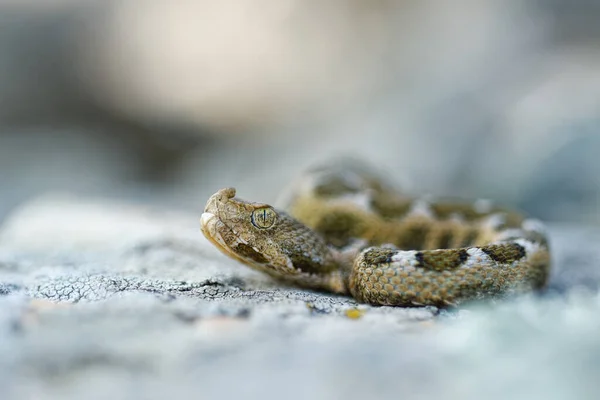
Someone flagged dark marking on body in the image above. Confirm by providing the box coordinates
[415,249,469,271]
[436,229,454,249]
[235,243,269,264]
[315,211,364,248]
[460,229,480,247]
[370,193,413,219]
[397,221,431,250]
[314,175,361,197]
[363,248,397,265]
[287,252,331,274]
[481,243,526,264]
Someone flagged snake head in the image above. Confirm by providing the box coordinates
[201,188,276,267]
[200,188,342,290]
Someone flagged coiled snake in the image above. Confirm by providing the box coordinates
[200,162,550,307]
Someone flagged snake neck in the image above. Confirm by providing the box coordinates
[270,265,349,295]
[277,247,354,295]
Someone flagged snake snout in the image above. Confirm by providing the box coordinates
[204,187,236,214]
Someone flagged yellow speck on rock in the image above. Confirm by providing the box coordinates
[345,308,366,319]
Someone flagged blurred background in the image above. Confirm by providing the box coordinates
[0,0,599,223]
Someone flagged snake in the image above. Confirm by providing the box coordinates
[200,161,551,307]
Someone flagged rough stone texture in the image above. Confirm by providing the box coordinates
[0,195,599,400]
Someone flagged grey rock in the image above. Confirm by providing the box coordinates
[0,195,599,400]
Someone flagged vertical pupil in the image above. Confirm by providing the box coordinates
[253,208,273,227]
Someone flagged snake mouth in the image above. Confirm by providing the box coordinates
[201,212,258,266]
[200,212,230,253]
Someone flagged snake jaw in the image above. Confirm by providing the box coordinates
[201,210,265,267]
[200,212,226,249]
[200,212,233,256]
[201,189,229,251]
[201,190,254,264]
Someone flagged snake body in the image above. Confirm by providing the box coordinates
[200,162,550,307]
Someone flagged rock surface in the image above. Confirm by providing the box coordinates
[0,195,599,400]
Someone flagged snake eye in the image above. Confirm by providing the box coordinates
[251,207,277,229]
